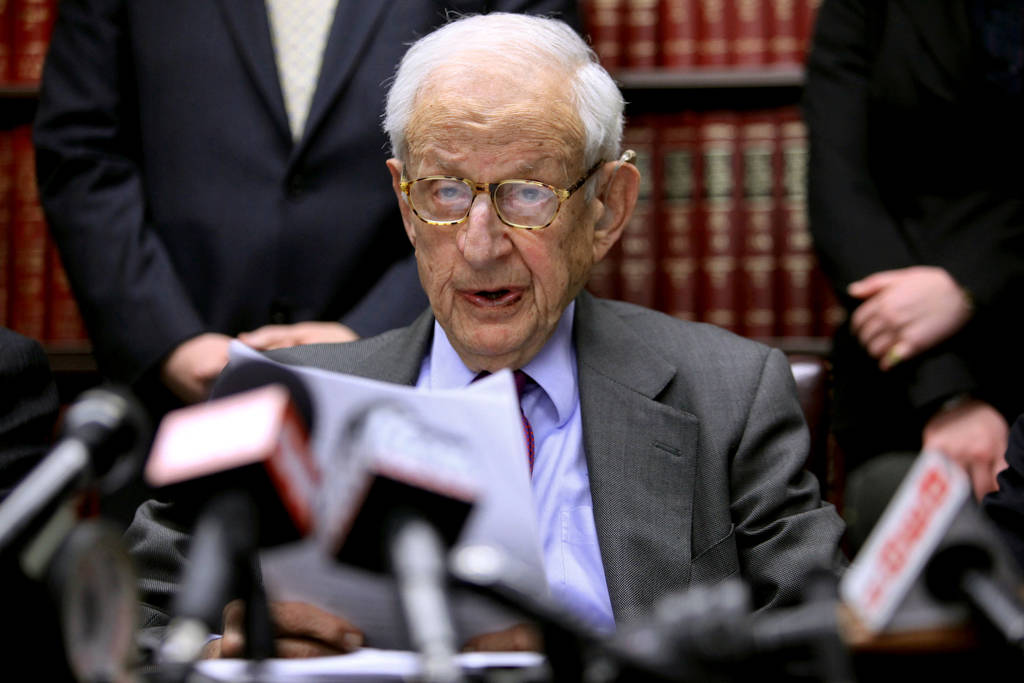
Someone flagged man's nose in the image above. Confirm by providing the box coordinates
[457,194,510,264]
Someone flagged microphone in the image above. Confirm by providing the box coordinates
[144,360,318,666]
[325,402,478,683]
[0,385,149,683]
[0,384,149,559]
[841,451,1024,648]
[145,360,318,544]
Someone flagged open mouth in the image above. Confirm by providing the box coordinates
[464,287,521,306]
[477,289,510,300]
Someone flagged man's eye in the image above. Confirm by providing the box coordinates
[511,184,548,204]
[432,182,467,203]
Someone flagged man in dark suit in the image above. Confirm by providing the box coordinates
[804,0,1024,500]
[33,0,578,416]
[126,13,844,658]
[0,327,59,498]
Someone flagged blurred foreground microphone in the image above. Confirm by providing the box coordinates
[841,450,1024,649]
[144,360,318,666]
[0,385,149,557]
[325,402,479,683]
[0,385,149,682]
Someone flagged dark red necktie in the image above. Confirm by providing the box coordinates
[474,370,536,474]
[513,370,536,474]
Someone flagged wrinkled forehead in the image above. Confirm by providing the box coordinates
[404,59,585,175]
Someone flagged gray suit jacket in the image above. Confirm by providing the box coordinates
[126,293,843,631]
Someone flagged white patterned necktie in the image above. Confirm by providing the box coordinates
[266,0,339,140]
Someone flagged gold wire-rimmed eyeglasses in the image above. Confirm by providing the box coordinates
[399,150,636,231]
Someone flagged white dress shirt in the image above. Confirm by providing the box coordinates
[416,302,616,633]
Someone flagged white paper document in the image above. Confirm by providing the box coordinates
[226,341,547,649]
[195,648,545,682]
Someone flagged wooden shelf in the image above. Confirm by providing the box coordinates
[613,66,804,90]
[45,345,97,374]
[0,83,40,98]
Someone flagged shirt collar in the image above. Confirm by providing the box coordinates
[427,301,578,426]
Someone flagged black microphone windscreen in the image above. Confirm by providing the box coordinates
[210,359,315,432]
[843,452,916,556]
[61,384,151,485]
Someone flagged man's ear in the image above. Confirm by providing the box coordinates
[386,158,417,247]
[591,159,640,263]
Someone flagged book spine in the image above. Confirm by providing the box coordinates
[697,0,733,67]
[797,0,822,63]
[584,0,624,70]
[659,0,699,69]
[776,107,814,337]
[8,124,46,339]
[10,0,54,85]
[738,110,777,338]
[623,0,659,68]
[45,240,88,345]
[697,111,741,332]
[767,0,802,66]
[732,0,769,67]
[0,0,13,84]
[0,129,11,326]
[658,112,699,321]
[619,117,659,308]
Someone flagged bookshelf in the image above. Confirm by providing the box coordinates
[582,0,841,351]
[614,65,804,89]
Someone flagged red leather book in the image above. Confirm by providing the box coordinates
[696,111,741,332]
[0,0,13,83]
[0,129,12,325]
[623,0,659,68]
[658,112,699,321]
[8,124,46,339]
[732,0,769,67]
[584,0,625,70]
[618,116,659,308]
[767,0,802,65]
[659,0,699,69]
[796,0,822,63]
[775,107,814,337]
[45,240,88,345]
[738,110,777,338]
[10,0,55,85]
[696,0,733,67]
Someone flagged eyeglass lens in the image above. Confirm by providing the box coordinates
[409,178,560,227]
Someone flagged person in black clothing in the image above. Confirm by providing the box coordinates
[804,0,1024,501]
[34,1,580,420]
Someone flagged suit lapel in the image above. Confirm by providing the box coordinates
[215,0,292,141]
[574,294,700,624]
[292,2,391,159]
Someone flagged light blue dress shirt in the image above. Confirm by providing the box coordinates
[416,301,616,633]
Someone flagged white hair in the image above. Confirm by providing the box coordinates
[383,13,624,173]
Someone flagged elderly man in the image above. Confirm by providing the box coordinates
[127,12,843,658]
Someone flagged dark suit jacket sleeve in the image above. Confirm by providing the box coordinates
[803,0,979,411]
[729,348,846,608]
[34,0,206,385]
[983,415,1024,572]
[804,0,916,287]
[0,328,59,498]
